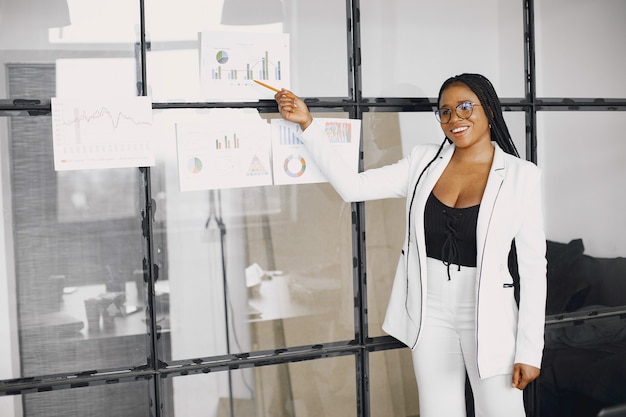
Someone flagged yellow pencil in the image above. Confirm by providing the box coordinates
[253,80,295,98]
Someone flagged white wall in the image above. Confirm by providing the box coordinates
[0,84,22,417]
[538,112,626,257]
[360,0,525,97]
[534,0,626,256]
[535,0,626,98]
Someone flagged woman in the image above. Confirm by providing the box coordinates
[275,73,547,417]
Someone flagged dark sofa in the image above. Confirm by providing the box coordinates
[538,239,626,417]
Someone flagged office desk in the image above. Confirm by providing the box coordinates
[21,280,171,372]
[19,281,172,417]
[55,281,169,340]
[247,274,339,322]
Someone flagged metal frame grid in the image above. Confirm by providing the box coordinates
[1,1,626,416]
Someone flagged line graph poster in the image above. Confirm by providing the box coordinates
[176,117,272,191]
[51,97,155,171]
[200,31,290,101]
[271,118,361,185]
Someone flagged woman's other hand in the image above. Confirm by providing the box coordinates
[275,89,313,131]
[511,363,540,390]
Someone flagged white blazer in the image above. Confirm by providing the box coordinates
[300,120,547,379]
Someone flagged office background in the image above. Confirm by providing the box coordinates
[0,0,625,416]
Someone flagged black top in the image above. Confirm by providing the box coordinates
[424,191,480,278]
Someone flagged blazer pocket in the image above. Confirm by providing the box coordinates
[502,283,514,288]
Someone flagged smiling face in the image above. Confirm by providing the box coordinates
[438,82,492,151]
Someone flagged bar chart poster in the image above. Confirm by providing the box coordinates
[200,31,290,101]
[51,97,155,171]
[271,118,361,185]
[176,120,272,191]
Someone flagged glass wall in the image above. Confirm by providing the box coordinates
[537,111,626,416]
[532,2,626,414]
[166,356,356,417]
[535,0,626,98]
[360,0,525,97]
[1,1,625,417]
[144,0,348,101]
[150,108,355,363]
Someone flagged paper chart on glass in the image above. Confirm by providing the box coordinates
[51,97,155,171]
[176,114,273,192]
[200,31,290,101]
[271,118,362,185]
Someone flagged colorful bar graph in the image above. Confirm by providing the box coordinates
[279,125,302,145]
[215,133,241,150]
[212,51,282,82]
[324,121,352,144]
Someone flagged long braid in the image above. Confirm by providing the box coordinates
[437,73,520,157]
[438,74,521,298]
[403,137,447,338]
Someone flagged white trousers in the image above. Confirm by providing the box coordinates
[411,258,526,417]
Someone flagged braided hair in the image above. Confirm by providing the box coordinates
[403,74,518,331]
[437,73,519,157]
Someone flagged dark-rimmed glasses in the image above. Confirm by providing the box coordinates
[435,101,481,124]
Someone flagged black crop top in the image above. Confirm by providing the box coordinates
[424,192,480,278]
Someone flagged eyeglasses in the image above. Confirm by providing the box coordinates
[435,101,481,124]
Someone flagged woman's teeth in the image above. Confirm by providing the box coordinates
[452,126,468,133]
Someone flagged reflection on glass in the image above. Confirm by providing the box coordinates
[56,170,137,222]
[538,112,625,257]
[535,1,626,98]
[151,109,355,360]
[2,1,624,416]
[362,113,418,338]
[369,349,418,416]
[3,62,150,378]
[360,0,524,97]
[169,356,356,417]
[47,0,139,44]
[0,0,70,49]
[22,380,158,417]
[55,59,140,98]
[0,1,137,101]
[221,0,284,25]
[145,0,348,101]
[538,112,626,416]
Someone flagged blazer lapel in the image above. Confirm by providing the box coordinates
[411,143,455,255]
[476,144,506,267]
[413,143,455,213]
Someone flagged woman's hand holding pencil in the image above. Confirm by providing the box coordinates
[255,80,313,131]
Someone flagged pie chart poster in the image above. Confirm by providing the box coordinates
[176,121,272,191]
[270,119,361,185]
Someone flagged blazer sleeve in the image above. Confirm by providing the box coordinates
[513,167,547,368]
[299,119,410,202]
